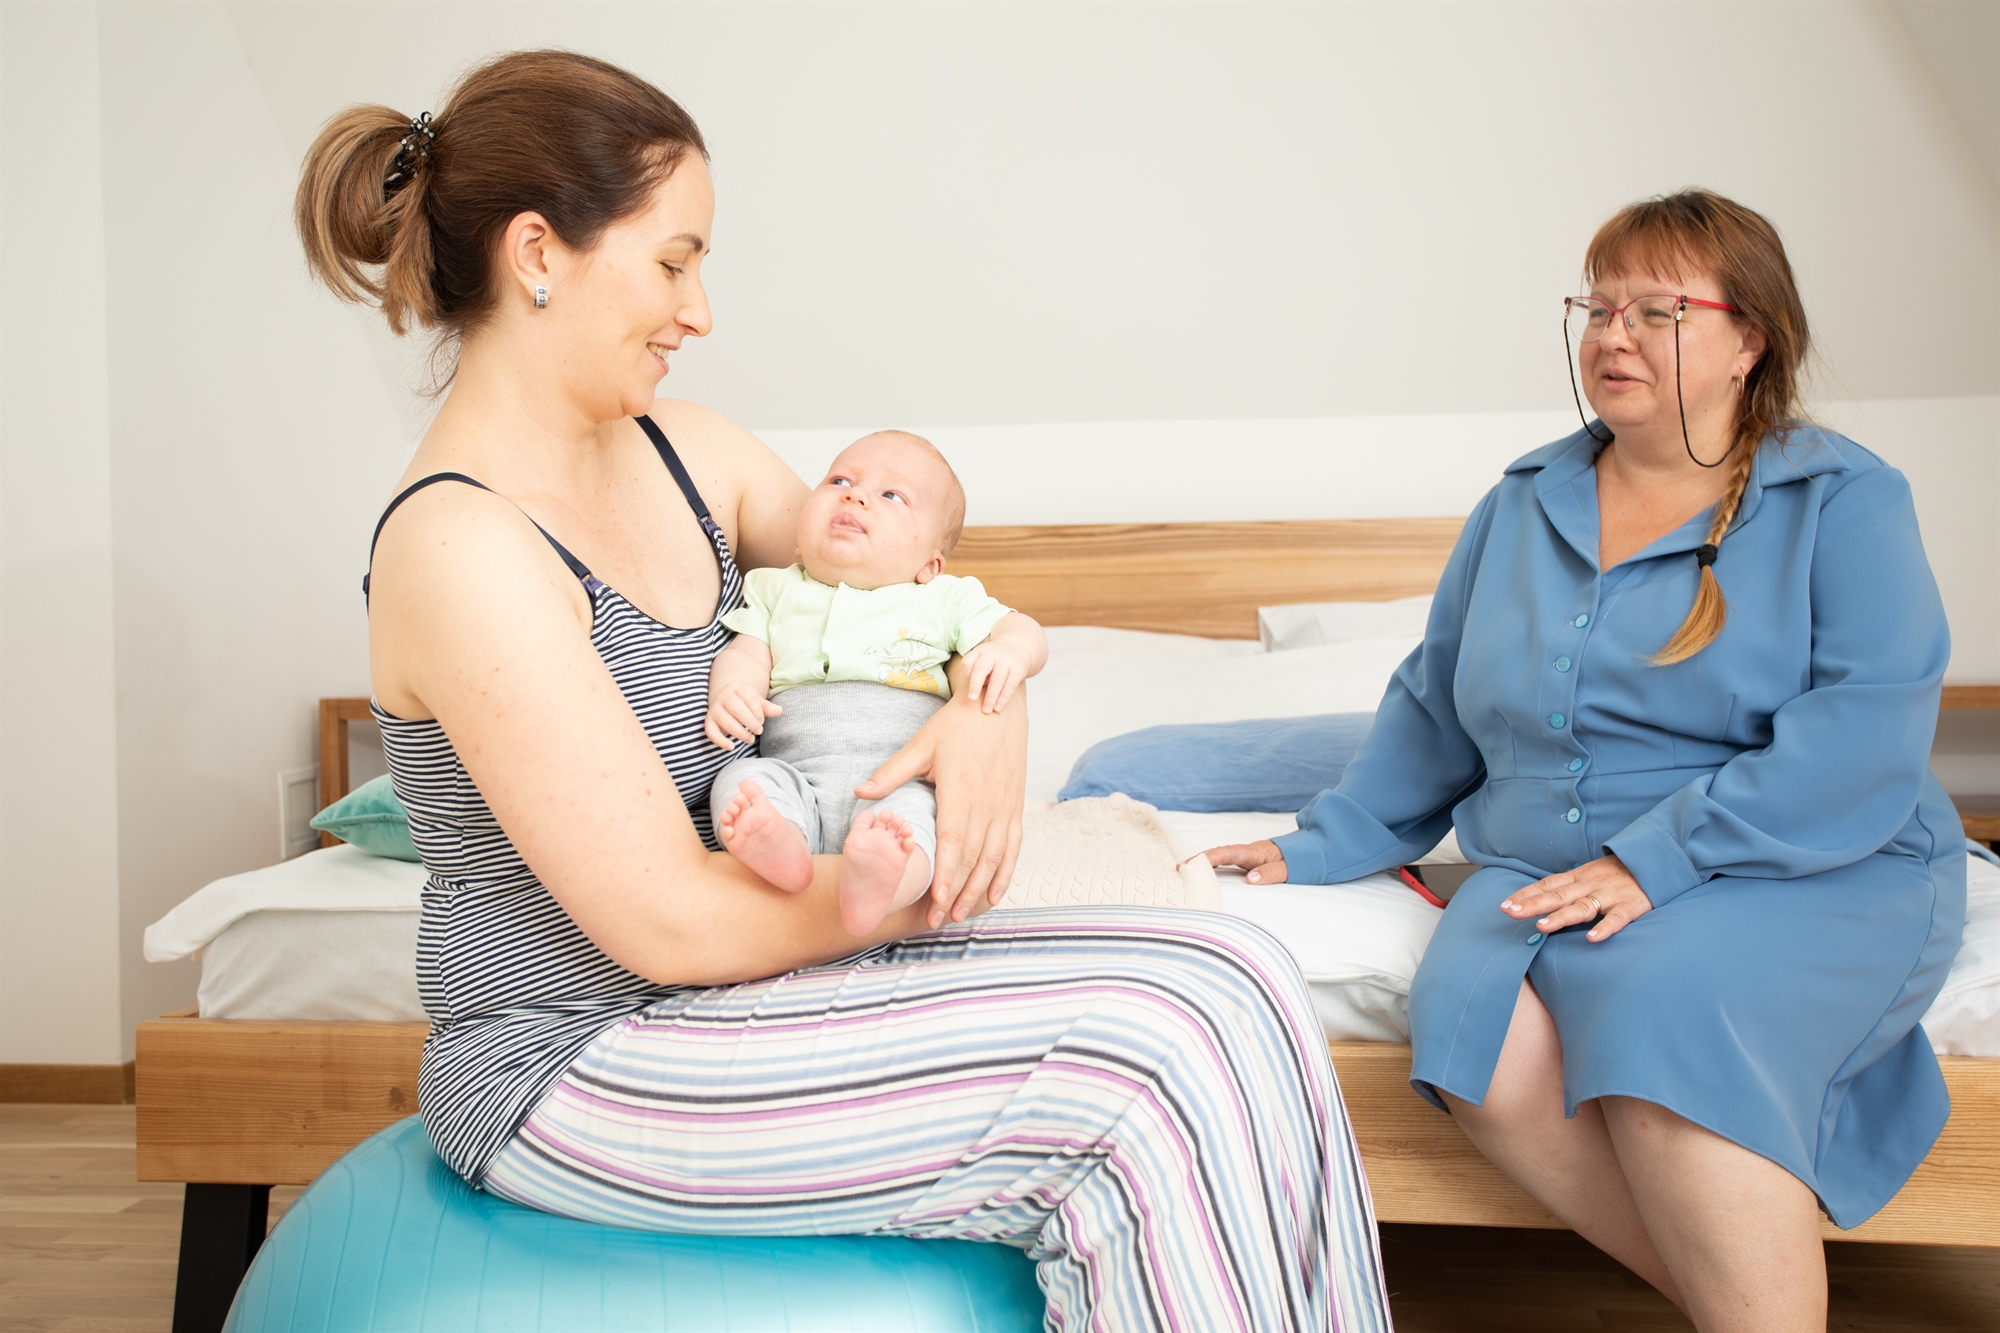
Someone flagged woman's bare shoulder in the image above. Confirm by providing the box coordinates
[645,398,808,563]
[647,398,768,466]
[367,478,595,715]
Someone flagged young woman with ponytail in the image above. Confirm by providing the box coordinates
[1210,190,1964,1331]
[296,50,1390,1331]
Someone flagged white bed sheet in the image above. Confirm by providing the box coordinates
[199,909,424,1023]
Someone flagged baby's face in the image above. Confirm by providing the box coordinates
[797,433,955,590]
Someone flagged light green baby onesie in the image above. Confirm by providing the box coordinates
[721,564,1011,701]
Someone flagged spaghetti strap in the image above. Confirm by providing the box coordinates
[633,414,714,524]
[363,472,592,600]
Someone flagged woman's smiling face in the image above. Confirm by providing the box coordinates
[546,157,715,421]
[1580,267,1762,442]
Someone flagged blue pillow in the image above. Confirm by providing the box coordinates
[308,773,421,862]
[1058,713,1376,813]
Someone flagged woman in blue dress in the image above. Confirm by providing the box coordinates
[1209,189,1965,1331]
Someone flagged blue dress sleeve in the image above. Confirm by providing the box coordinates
[1273,492,1496,884]
[1604,466,1950,906]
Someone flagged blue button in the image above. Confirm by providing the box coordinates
[1555,656,1572,672]
[1565,807,1581,823]
[1526,932,1544,945]
[1567,758,1584,772]
[1548,712,1565,728]
[1573,614,1590,628]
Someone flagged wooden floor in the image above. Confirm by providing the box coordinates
[3,1106,1996,1331]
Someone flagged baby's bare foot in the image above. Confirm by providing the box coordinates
[718,781,813,893]
[840,811,929,936]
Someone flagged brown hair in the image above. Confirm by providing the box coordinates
[295,50,706,341]
[1583,189,1811,665]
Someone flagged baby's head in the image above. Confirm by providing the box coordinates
[797,431,966,590]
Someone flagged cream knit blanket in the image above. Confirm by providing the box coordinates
[1000,795,1223,912]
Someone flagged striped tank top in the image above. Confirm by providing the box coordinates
[368,416,745,1183]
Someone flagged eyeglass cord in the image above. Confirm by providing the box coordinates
[1564,299,1726,468]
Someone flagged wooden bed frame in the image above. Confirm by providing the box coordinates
[135,517,2000,1331]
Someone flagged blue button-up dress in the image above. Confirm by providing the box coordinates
[1273,426,1967,1228]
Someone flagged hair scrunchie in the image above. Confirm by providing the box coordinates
[1694,543,1719,568]
[383,112,435,194]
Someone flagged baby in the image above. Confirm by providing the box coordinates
[705,431,1047,934]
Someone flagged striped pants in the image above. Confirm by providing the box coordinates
[483,908,1391,1332]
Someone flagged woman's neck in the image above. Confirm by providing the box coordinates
[415,335,623,495]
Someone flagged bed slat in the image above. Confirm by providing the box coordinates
[135,1017,425,1186]
[1330,1043,2000,1245]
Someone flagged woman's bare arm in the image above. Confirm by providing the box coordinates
[370,484,923,987]
[649,398,808,572]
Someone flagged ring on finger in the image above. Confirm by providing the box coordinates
[1583,894,1603,917]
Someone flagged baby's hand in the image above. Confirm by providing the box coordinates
[704,681,782,749]
[961,639,1032,713]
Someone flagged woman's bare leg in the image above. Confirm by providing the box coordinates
[1440,981,1684,1308]
[1600,1096,1825,1332]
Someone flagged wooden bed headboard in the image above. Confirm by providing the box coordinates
[949,517,1467,640]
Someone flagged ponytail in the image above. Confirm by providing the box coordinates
[295,106,439,335]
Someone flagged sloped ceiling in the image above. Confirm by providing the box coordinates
[1891,0,1998,190]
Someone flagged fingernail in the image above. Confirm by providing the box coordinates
[1247,872,1260,883]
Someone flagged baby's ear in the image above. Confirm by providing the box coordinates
[913,550,947,585]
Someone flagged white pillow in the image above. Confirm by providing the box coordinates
[1218,872,1442,1042]
[1259,596,1433,652]
[1923,851,2000,1057]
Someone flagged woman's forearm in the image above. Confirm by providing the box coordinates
[634,851,929,987]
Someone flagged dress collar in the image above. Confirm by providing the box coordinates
[1503,424,1857,572]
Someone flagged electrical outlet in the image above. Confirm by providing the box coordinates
[279,765,320,860]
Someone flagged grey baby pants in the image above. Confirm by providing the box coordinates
[709,681,944,865]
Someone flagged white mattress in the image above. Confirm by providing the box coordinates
[145,627,2000,1056]
[151,809,2000,1059]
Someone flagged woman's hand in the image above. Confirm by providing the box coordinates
[1502,853,1652,942]
[857,686,1027,929]
[1205,840,1288,885]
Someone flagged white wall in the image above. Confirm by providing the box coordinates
[0,2,125,1065]
[0,0,1992,1063]
[95,3,413,1049]
[229,1,1997,428]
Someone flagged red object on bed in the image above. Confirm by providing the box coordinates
[1398,865,1449,909]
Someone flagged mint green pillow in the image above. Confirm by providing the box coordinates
[309,773,420,862]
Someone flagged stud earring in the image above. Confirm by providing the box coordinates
[533,286,548,309]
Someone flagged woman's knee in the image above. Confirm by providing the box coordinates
[1167,912,1318,1006]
